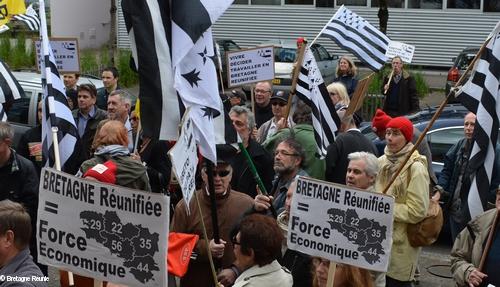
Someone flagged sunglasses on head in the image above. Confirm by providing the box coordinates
[272,101,286,107]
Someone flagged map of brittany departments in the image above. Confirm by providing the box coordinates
[80,211,160,283]
[327,208,386,264]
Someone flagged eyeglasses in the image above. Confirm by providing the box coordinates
[271,101,286,107]
[274,150,299,157]
[329,92,338,96]
[231,235,241,246]
[255,89,271,94]
[232,120,247,128]
[212,169,231,178]
[130,117,138,121]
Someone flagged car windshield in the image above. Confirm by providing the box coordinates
[274,47,296,63]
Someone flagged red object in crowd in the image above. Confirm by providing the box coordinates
[371,108,392,133]
[83,160,117,184]
[386,116,414,142]
[167,232,199,277]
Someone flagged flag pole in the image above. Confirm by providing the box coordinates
[238,142,278,217]
[381,36,492,195]
[326,262,336,287]
[309,5,344,47]
[383,69,393,95]
[284,40,308,126]
[205,158,221,270]
[478,210,499,271]
[194,191,222,286]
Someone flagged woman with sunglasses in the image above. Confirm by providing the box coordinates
[230,214,293,287]
[256,90,294,144]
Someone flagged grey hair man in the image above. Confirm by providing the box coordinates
[107,90,133,152]
[229,105,274,198]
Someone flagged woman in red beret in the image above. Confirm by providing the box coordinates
[375,117,430,287]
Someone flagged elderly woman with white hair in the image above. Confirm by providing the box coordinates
[326,82,350,119]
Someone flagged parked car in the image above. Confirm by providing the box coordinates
[445,47,479,101]
[257,39,339,91]
[5,71,104,146]
[215,39,242,86]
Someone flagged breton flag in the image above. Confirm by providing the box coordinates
[455,21,500,221]
[320,5,390,71]
[39,0,78,170]
[295,47,340,158]
[122,0,233,164]
[12,4,40,31]
[0,60,25,103]
[0,104,7,121]
[171,0,233,163]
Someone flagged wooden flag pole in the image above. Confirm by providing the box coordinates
[326,262,336,287]
[251,84,255,114]
[194,191,221,287]
[381,36,491,195]
[478,210,499,271]
[205,158,222,271]
[284,40,308,126]
[383,69,393,95]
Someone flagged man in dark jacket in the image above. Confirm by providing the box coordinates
[382,56,419,117]
[0,200,47,287]
[72,83,107,161]
[0,122,41,275]
[17,101,43,176]
[325,115,378,184]
[438,112,500,241]
[229,105,274,198]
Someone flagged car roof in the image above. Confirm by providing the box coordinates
[259,39,297,49]
[12,71,104,89]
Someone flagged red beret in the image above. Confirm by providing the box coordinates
[371,109,392,133]
[83,160,117,184]
[386,117,413,142]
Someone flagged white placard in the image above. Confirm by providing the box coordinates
[227,46,274,87]
[385,41,415,63]
[37,168,169,287]
[287,176,394,272]
[168,108,198,213]
[35,38,80,73]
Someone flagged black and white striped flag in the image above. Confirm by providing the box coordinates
[455,21,500,221]
[295,48,340,158]
[320,5,390,71]
[39,0,78,170]
[12,4,40,31]
[122,0,232,164]
[0,60,24,103]
[0,104,7,122]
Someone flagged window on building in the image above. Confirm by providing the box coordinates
[316,0,334,7]
[337,0,367,6]
[484,0,500,12]
[251,0,280,4]
[233,0,249,4]
[446,0,479,9]
[285,0,313,4]
[408,0,442,8]
[371,0,404,8]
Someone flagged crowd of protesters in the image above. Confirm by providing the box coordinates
[0,55,499,287]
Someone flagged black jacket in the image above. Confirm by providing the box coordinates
[16,125,42,176]
[279,249,312,287]
[138,137,172,193]
[230,139,274,198]
[325,130,378,184]
[72,107,107,161]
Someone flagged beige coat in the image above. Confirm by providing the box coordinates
[232,260,293,287]
[450,208,497,286]
[375,150,430,281]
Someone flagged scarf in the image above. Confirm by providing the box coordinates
[379,142,415,197]
[94,145,130,157]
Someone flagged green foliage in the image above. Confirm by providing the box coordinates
[117,49,138,87]
[99,47,110,67]
[80,49,99,76]
[0,33,35,69]
[411,68,429,98]
[367,66,429,98]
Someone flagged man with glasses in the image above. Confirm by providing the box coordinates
[257,90,293,144]
[254,81,274,128]
[382,56,419,117]
[72,83,107,161]
[228,106,274,198]
[171,145,254,287]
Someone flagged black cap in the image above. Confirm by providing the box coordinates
[216,144,238,164]
[230,89,246,101]
[270,90,289,103]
